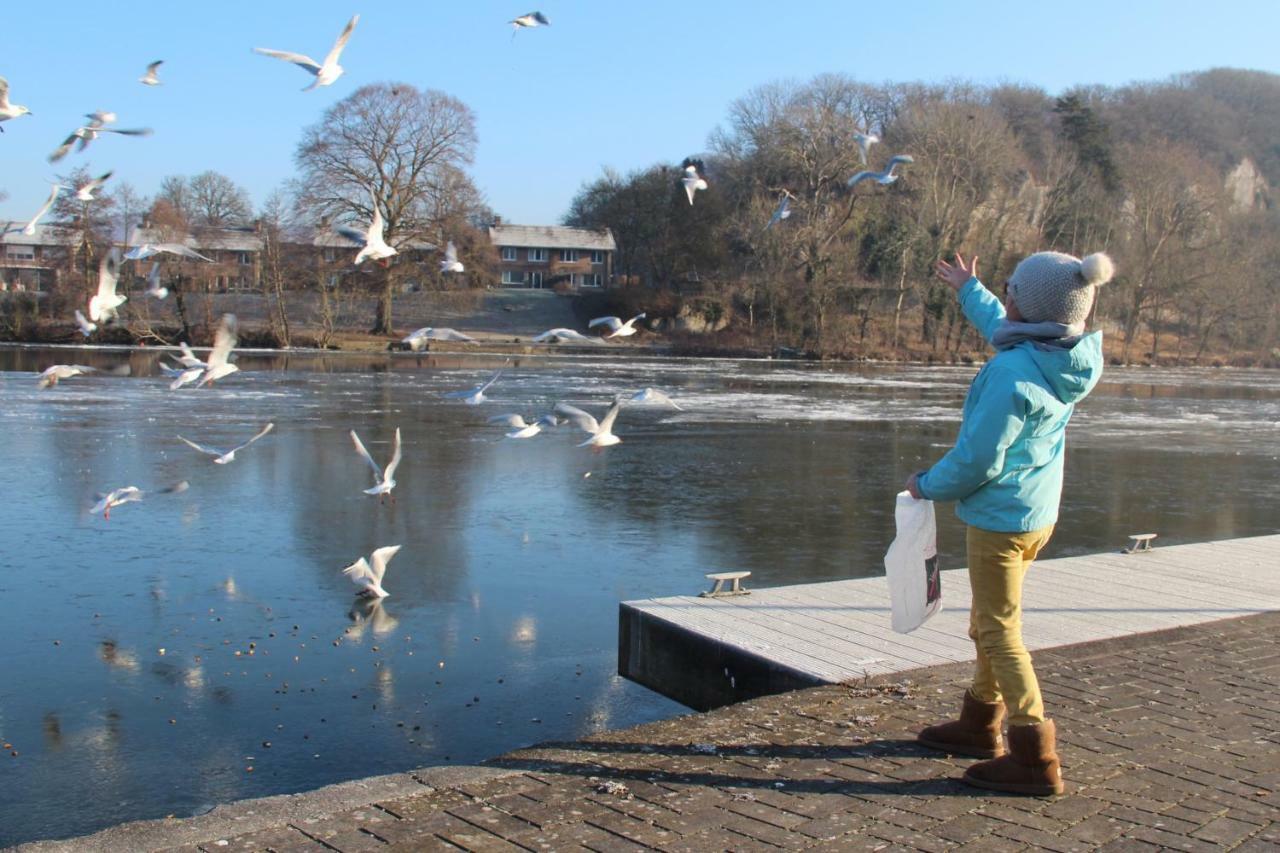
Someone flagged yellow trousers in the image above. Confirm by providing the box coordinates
[966,524,1054,726]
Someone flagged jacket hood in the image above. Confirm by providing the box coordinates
[1025,331,1104,403]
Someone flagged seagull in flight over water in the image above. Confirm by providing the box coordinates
[37,364,95,389]
[48,112,152,163]
[195,314,240,387]
[126,242,213,262]
[350,428,402,501]
[443,368,503,405]
[588,313,647,339]
[765,191,794,229]
[88,249,125,324]
[510,11,550,35]
[139,61,164,86]
[73,310,97,337]
[439,240,464,273]
[556,396,624,448]
[335,189,396,266]
[682,162,708,205]
[488,412,560,439]
[178,423,275,464]
[254,14,359,91]
[144,262,168,299]
[0,77,33,131]
[848,154,915,188]
[630,388,684,410]
[342,545,402,599]
[5,183,61,236]
[531,328,597,344]
[853,131,879,166]
[68,171,113,201]
[90,481,188,521]
[402,327,477,351]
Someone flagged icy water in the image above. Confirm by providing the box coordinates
[1,345,1278,844]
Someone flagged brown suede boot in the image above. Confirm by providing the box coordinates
[916,690,1006,758]
[963,720,1064,796]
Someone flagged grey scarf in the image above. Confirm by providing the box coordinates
[991,320,1084,352]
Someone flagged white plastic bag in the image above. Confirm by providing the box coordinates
[883,491,942,633]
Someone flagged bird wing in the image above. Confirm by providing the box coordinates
[74,309,94,332]
[147,262,161,289]
[443,241,458,263]
[342,557,375,586]
[231,422,275,454]
[206,314,237,369]
[475,369,502,395]
[366,202,386,245]
[253,48,322,74]
[349,430,383,481]
[98,127,152,137]
[437,328,476,342]
[847,171,873,187]
[158,243,213,262]
[147,61,163,74]
[323,14,360,67]
[178,342,204,367]
[368,544,401,585]
[488,413,528,428]
[383,428,402,481]
[597,398,623,434]
[588,316,622,331]
[0,77,9,110]
[96,248,121,300]
[178,435,222,458]
[554,403,599,434]
[48,132,79,164]
[334,225,366,246]
[683,177,698,205]
[26,184,60,230]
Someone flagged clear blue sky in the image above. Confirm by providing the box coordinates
[2,0,1278,227]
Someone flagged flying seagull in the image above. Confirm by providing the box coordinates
[178,422,274,465]
[531,328,597,344]
[442,368,502,405]
[588,312,647,338]
[90,481,188,521]
[488,413,560,439]
[160,362,204,390]
[69,171,113,202]
[254,14,359,91]
[350,427,402,501]
[195,314,240,387]
[853,132,880,166]
[555,397,624,448]
[174,342,205,368]
[848,154,915,188]
[0,77,32,131]
[765,190,794,229]
[73,310,97,337]
[510,11,550,33]
[88,248,125,323]
[139,61,164,86]
[681,161,708,205]
[9,183,61,236]
[439,240,464,273]
[125,242,213,262]
[335,190,396,266]
[402,327,477,351]
[48,113,152,163]
[629,388,684,410]
[37,364,95,389]
[144,262,168,299]
[342,545,401,599]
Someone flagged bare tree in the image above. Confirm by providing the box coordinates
[294,82,479,333]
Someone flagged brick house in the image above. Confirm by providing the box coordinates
[488,224,615,289]
[0,225,76,292]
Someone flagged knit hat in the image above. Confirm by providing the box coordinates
[1007,251,1115,326]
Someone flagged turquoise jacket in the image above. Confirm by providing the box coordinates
[916,277,1104,533]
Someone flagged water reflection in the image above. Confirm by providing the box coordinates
[1,345,1278,845]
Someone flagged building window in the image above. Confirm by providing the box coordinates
[326,273,340,288]
[591,250,605,265]
[501,270,522,285]
[529,271,543,288]
[528,248,548,263]
[237,251,252,266]
[560,249,579,263]
[501,247,517,262]
[583,273,601,287]
[324,248,337,262]
[4,245,35,261]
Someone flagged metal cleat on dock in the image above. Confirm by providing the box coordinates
[1123,533,1157,554]
[701,571,750,597]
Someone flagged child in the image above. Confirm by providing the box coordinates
[907,249,1113,796]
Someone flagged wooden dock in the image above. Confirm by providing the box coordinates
[619,534,1280,710]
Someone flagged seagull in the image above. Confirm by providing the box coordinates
[174,342,205,368]
[195,314,240,387]
[10,184,62,236]
[73,310,97,337]
[37,364,95,389]
[853,132,880,166]
[90,481,188,521]
[160,362,204,390]
[350,428,402,501]
[0,77,32,131]
[765,191,794,229]
[88,248,125,323]
[531,328,597,344]
[254,14,359,91]
[342,545,401,599]
[70,171,113,202]
[439,240,464,273]
[335,190,396,266]
[848,154,915,188]
[488,413,560,439]
[124,242,213,262]
[629,388,684,410]
[144,262,168,299]
[442,368,502,405]
[555,396,624,448]
[178,423,274,465]
[402,327,477,351]
[48,114,152,163]
[139,61,164,86]
[588,312,647,338]
[681,163,708,205]
[510,11,550,32]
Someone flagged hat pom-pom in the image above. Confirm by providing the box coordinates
[1080,252,1114,287]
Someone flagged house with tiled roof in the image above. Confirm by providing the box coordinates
[0,224,78,292]
[488,223,615,289]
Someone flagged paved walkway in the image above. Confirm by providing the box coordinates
[23,613,1279,852]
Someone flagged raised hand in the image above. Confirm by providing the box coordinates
[935,253,979,292]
